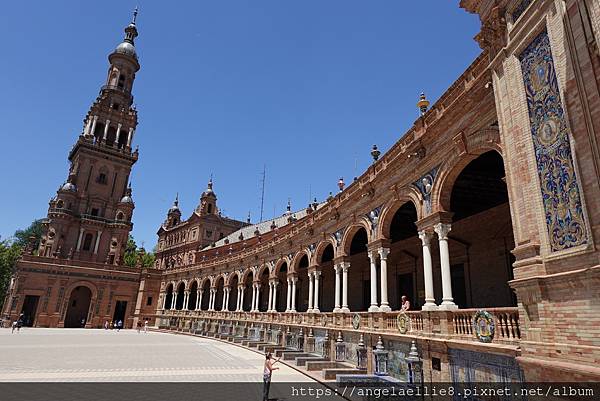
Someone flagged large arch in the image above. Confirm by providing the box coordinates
[188,280,198,310]
[214,276,225,311]
[200,278,211,310]
[381,201,420,310]
[64,285,94,328]
[294,254,310,312]
[346,226,371,311]
[258,267,270,312]
[175,282,185,310]
[340,221,372,257]
[439,150,515,308]
[228,274,239,311]
[242,270,254,311]
[275,261,288,312]
[164,282,174,310]
[316,241,335,312]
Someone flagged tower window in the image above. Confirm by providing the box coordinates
[97,173,107,185]
[82,233,94,251]
[91,208,99,217]
[207,204,213,214]
[116,212,124,221]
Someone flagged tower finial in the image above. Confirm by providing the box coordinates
[175,192,179,205]
[132,6,139,24]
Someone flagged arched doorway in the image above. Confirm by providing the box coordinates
[200,280,211,310]
[188,281,198,310]
[175,282,185,310]
[259,269,269,312]
[318,244,335,312]
[385,202,419,310]
[295,254,310,312]
[229,275,239,311]
[242,272,253,311]
[447,150,515,308]
[275,263,288,312]
[64,286,92,328]
[348,227,370,311]
[214,277,225,311]
[164,283,173,310]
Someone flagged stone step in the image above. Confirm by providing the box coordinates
[263,345,287,354]
[282,351,313,361]
[295,356,327,367]
[305,361,341,371]
[323,366,367,381]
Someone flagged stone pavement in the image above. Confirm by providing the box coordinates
[0,328,314,383]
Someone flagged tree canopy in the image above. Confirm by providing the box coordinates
[123,235,155,268]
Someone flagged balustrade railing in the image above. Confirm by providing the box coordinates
[159,306,520,346]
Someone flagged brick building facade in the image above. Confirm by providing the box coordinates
[3,0,600,385]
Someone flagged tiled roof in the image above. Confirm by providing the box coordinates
[206,203,326,249]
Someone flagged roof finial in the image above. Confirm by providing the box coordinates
[132,6,139,24]
[208,174,213,190]
[175,192,179,206]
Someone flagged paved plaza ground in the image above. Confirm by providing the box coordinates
[0,328,315,383]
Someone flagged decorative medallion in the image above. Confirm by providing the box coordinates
[519,31,588,251]
[396,312,410,334]
[366,206,382,231]
[473,310,495,343]
[334,228,345,246]
[352,313,361,330]
[413,167,439,214]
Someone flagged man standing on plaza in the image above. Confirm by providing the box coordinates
[263,352,280,401]
[144,319,148,334]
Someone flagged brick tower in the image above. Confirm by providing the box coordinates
[38,11,141,265]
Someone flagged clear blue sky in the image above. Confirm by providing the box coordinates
[0,1,481,249]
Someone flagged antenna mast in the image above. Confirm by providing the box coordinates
[259,165,266,222]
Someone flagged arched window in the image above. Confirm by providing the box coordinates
[116,212,124,221]
[82,233,94,251]
[207,204,213,214]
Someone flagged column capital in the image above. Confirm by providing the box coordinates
[434,222,452,240]
[341,262,350,273]
[378,247,390,260]
[418,230,433,245]
[314,270,322,278]
[367,250,377,262]
[416,211,453,232]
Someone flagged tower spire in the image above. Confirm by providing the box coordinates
[132,6,139,24]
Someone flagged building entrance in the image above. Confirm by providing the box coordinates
[64,286,92,328]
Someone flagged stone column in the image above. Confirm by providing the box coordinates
[341,262,350,313]
[273,282,278,311]
[84,118,92,136]
[208,289,214,311]
[307,272,314,313]
[127,128,134,147]
[162,292,168,309]
[254,284,260,312]
[93,230,102,254]
[267,282,273,312]
[286,278,291,312]
[103,120,110,142]
[183,291,190,310]
[378,248,391,312]
[116,123,122,146]
[368,251,380,312]
[171,290,176,310]
[313,271,321,313]
[197,290,203,310]
[240,286,246,311]
[418,231,437,310]
[434,223,457,310]
[223,288,229,311]
[76,228,85,251]
[333,264,341,313]
[291,277,297,312]
[90,115,98,137]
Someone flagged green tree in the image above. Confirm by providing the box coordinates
[123,235,155,268]
[13,219,44,250]
[0,240,22,308]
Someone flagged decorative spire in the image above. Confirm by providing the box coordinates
[123,7,139,45]
[417,92,430,116]
[132,6,139,24]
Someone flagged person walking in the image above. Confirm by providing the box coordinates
[15,314,24,333]
[136,321,141,333]
[263,352,280,401]
[117,320,122,331]
[144,319,148,334]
